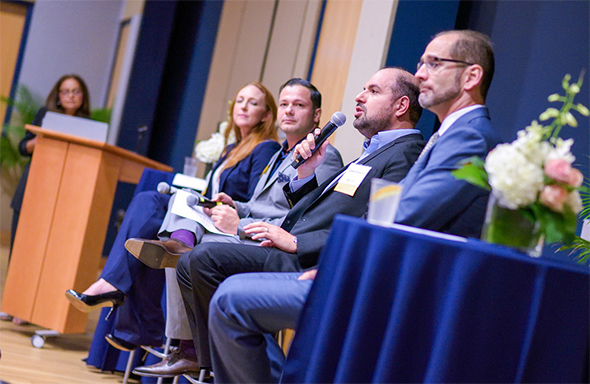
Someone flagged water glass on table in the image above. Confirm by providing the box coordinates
[367,178,403,227]
[184,156,199,177]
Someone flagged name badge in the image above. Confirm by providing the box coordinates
[334,163,372,196]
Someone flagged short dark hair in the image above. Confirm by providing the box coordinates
[383,67,423,125]
[278,78,321,110]
[435,30,495,99]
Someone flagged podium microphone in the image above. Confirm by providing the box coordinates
[291,112,346,169]
[136,125,148,153]
[157,182,178,195]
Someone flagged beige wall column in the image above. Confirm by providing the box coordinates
[195,0,275,144]
[0,2,28,126]
[195,0,399,169]
[262,0,323,96]
[332,0,398,164]
[309,0,363,127]
[194,0,323,176]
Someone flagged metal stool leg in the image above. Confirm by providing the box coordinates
[122,349,136,384]
[183,368,212,383]
[155,337,173,384]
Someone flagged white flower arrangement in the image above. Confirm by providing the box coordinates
[485,124,579,211]
[454,73,588,246]
[195,121,236,164]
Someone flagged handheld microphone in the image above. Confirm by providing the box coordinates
[291,112,346,169]
[186,193,222,209]
[157,182,178,195]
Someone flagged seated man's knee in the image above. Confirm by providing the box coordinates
[188,242,220,271]
[175,245,213,281]
[176,252,191,281]
[210,275,248,316]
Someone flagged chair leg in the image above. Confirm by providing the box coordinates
[122,349,136,384]
[198,369,208,382]
[182,369,211,384]
[156,337,173,384]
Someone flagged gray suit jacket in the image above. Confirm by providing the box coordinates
[236,144,342,231]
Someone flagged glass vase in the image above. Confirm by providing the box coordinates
[481,195,544,257]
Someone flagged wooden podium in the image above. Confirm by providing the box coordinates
[1,125,172,334]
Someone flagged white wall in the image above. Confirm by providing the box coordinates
[17,0,123,108]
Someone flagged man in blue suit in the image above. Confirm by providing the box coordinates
[207,30,502,383]
[395,29,500,234]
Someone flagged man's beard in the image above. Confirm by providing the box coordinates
[353,106,393,138]
[418,74,461,109]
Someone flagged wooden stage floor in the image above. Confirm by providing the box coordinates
[0,237,130,383]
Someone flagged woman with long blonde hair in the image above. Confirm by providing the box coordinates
[66,82,281,354]
[203,81,279,201]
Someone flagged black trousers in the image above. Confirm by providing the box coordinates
[176,242,301,367]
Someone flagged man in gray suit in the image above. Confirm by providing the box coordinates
[130,78,343,377]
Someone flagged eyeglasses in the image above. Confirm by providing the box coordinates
[59,88,83,96]
[417,57,474,73]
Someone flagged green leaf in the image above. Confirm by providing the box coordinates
[530,203,577,244]
[91,107,112,123]
[452,156,490,190]
[578,182,590,221]
[558,236,590,265]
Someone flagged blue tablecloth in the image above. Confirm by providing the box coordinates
[282,215,589,383]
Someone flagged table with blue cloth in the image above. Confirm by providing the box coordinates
[282,215,589,383]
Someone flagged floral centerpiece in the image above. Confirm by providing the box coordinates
[195,121,236,165]
[453,73,589,257]
[559,181,590,264]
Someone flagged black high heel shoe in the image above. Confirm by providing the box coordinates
[65,289,125,320]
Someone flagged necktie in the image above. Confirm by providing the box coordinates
[418,131,439,160]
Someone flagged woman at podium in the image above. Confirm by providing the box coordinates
[3,74,90,325]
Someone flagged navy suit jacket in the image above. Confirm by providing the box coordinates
[204,140,281,202]
[396,107,502,238]
[274,133,425,269]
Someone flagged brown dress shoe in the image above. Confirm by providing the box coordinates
[125,238,193,269]
[132,347,200,378]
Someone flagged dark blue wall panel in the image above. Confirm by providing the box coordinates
[104,1,222,255]
[484,0,589,177]
[385,0,461,139]
[115,0,177,154]
[480,0,589,261]
[148,0,223,172]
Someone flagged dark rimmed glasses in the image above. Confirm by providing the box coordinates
[417,57,474,73]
